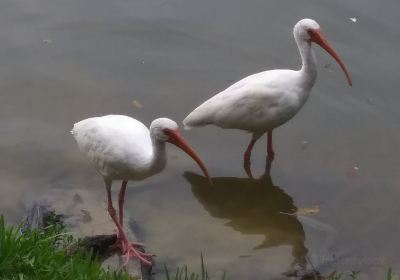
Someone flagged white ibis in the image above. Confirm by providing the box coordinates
[71,115,210,265]
[183,18,352,178]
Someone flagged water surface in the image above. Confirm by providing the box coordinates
[1,0,400,278]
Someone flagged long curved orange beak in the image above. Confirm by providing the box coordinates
[309,29,352,86]
[165,129,212,185]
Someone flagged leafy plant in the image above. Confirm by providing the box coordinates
[387,267,392,280]
[0,215,136,280]
[164,254,226,280]
[1,214,398,280]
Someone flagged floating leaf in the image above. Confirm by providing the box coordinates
[296,205,320,215]
[132,100,143,109]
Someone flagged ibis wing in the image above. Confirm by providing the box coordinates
[72,115,153,177]
[184,70,300,132]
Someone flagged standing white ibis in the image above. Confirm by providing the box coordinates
[183,18,352,178]
[71,115,210,265]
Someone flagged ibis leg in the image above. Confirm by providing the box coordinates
[265,155,273,174]
[118,181,127,227]
[243,133,263,178]
[117,181,145,248]
[267,131,275,159]
[244,139,256,178]
[105,181,152,266]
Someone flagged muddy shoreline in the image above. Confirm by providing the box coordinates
[23,189,153,280]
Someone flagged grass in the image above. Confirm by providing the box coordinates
[164,254,226,280]
[0,214,224,280]
[0,214,135,280]
[0,214,397,280]
[384,268,398,280]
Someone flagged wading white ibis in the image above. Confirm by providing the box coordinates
[183,18,352,178]
[71,115,210,265]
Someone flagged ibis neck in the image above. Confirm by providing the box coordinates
[297,38,317,89]
[149,138,167,174]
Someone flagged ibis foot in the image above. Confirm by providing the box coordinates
[116,239,146,253]
[116,231,145,249]
[119,233,153,266]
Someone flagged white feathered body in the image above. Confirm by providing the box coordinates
[183,69,314,135]
[72,115,167,181]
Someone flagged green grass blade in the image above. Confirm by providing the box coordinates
[387,267,392,280]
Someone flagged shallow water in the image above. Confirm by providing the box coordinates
[1,0,400,278]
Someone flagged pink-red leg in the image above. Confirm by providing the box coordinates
[265,154,273,174]
[117,181,145,249]
[267,131,275,159]
[105,181,153,266]
[243,138,257,179]
[118,181,127,227]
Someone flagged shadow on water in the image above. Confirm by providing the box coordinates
[184,159,308,270]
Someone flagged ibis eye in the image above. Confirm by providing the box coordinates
[307,29,317,37]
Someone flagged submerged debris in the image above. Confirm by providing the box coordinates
[347,165,360,178]
[348,17,357,23]
[280,205,320,216]
[73,193,83,203]
[67,234,118,258]
[296,205,320,216]
[23,191,152,279]
[132,99,143,109]
[80,209,92,223]
[301,140,309,150]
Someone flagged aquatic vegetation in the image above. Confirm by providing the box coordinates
[0,213,223,280]
[0,214,397,280]
[0,215,135,280]
[383,268,400,280]
[164,254,226,280]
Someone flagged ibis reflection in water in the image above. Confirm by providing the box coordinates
[184,160,308,270]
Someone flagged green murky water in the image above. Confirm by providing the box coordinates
[1,0,400,278]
